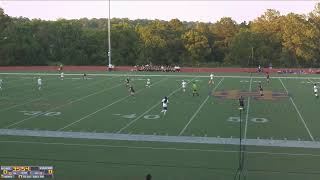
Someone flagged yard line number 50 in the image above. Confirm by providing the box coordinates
[227,117,269,123]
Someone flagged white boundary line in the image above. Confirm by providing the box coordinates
[4,82,123,128]
[117,77,198,133]
[0,140,320,157]
[244,78,253,139]
[1,72,320,79]
[58,78,168,131]
[178,78,224,136]
[0,76,118,112]
[279,78,315,141]
[1,129,320,149]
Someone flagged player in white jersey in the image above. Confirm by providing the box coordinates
[182,80,187,92]
[60,72,64,80]
[146,78,151,88]
[208,73,214,85]
[314,83,318,98]
[161,96,169,115]
[0,79,2,90]
[37,77,42,90]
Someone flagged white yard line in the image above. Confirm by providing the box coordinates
[0,140,320,157]
[244,78,253,139]
[57,78,168,131]
[117,77,198,133]
[1,72,320,80]
[4,82,123,129]
[279,78,315,141]
[0,76,118,112]
[178,78,224,136]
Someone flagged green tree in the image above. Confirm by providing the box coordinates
[182,29,211,64]
[281,13,318,65]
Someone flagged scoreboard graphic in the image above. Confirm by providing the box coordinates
[1,166,53,179]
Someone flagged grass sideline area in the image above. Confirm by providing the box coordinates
[0,71,320,180]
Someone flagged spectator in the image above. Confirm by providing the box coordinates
[136,64,180,72]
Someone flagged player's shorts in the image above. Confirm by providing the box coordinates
[193,90,197,93]
[163,106,167,110]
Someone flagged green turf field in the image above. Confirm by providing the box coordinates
[0,71,320,180]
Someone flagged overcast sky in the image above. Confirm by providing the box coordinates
[0,1,318,23]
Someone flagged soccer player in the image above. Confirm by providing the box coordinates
[266,73,270,84]
[83,73,87,80]
[0,79,2,90]
[208,73,214,85]
[258,65,262,73]
[192,82,199,96]
[239,96,245,111]
[314,83,318,98]
[129,85,135,96]
[58,64,63,72]
[125,77,130,87]
[161,96,169,115]
[37,77,42,90]
[146,78,151,88]
[60,72,64,80]
[259,84,264,96]
[182,80,187,92]
[146,174,152,180]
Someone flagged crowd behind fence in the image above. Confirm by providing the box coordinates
[133,65,181,72]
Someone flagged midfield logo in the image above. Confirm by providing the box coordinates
[212,90,289,100]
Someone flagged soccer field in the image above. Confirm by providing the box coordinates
[0,71,320,180]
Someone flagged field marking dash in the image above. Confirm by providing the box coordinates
[178,78,224,136]
[279,78,315,141]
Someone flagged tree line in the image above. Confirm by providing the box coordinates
[1,4,320,67]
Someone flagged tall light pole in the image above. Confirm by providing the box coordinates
[108,0,112,68]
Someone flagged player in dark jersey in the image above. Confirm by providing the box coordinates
[266,73,270,84]
[239,96,245,111]
[129,85,135,96]
[83,73,87,80]
[259,86,264,96]
[125,77,130,87]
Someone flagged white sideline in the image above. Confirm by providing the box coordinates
[279,78,315,141]
[57,78,168,131]
[1,72,320,80]
[0,129,320,149]
[117,77,198,133]
[178,78,224,136]
[0,139,320,157]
